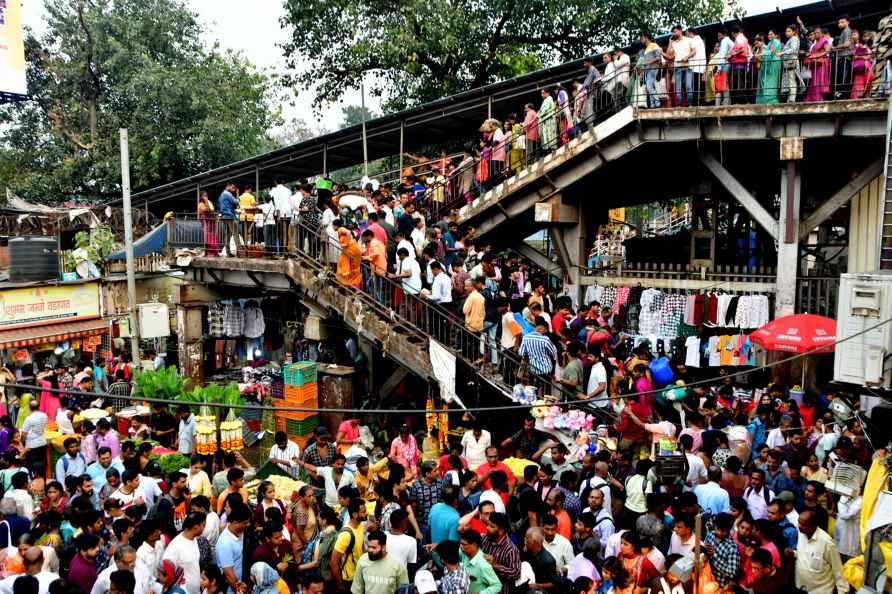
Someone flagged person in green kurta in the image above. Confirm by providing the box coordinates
[537,88,558,152]
[756,30,783,104]
[14,393,32,429]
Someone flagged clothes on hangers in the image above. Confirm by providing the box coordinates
[208,303,225,337]
[223,302,244,337]
[242,301,266,338]
[685,336,701,368]
[638,288,664,337]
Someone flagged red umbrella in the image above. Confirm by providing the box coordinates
[750,313,836,354]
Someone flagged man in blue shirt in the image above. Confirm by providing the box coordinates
[216,502,251,593]
[429,485,461,545]
[218,182,242,256]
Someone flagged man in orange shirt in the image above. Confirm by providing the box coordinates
[361,229,388,300]
[476,446,516,491]
[546,488,573,539]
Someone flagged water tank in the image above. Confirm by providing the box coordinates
[9,236,59,282]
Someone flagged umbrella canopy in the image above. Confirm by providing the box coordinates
[750,313,837,354]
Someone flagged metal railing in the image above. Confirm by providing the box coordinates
[417,46,886,224]
[167,215,616,423]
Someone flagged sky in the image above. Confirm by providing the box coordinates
[21,0,814,134]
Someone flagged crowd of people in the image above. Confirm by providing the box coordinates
[0,355,878,594]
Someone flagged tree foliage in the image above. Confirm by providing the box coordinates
[281,0,737,112]
[341,105,378,128]
[0,0,279,203]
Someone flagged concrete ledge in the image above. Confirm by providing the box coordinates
[636,98,887,120]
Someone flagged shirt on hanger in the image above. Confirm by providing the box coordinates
[684,337,701,368]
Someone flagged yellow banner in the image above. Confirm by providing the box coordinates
[0,0,26,96]
[0,282,100,329]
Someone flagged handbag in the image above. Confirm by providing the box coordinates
[801,67,812,81]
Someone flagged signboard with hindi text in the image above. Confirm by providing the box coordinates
[0,0,26,97]
[0,282,100,329]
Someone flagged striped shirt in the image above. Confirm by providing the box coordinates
[268,441,301,479]
[482,533,521,594]
[518,331,557,376]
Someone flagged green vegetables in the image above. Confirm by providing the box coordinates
[156,453,191,476]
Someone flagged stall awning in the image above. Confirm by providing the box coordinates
[0,318,109,348]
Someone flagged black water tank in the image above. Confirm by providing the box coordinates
[9,236,59,282]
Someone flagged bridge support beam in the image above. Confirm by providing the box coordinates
[700,152,778,240]
[515,244,563,277]
[777,161,802,317]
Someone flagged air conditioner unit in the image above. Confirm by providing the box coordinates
[834,273,892,388]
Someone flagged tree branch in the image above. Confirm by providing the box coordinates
[472,4,514,88]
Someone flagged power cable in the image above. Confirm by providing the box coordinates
[3,315,888,415]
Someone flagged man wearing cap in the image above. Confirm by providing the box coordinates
[414,570,437,594]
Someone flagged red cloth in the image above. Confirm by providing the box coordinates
[437,453,468,478]
[693,294,705,325]
[476,461,516,490]
[706,294,718,325]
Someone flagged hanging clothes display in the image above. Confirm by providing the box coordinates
[208,303,225,338]
[242,301,265,339]
[222,302,244,338]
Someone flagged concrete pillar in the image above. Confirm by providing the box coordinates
[559,206,590,309]
[176,303,205,386]
[776,161,801,317]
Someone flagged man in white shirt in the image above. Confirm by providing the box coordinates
[392,247,421,295]
[678,435,706,490]
[410,219,426,258]
[693,467,730,516]
[385,509,417,568]
[394,230,415,261]
[425,260,452,305]
[0,547,58,594]
[270,181,293,220]
[21,399,48,469]
[742,469,775,520]
[665,25,694,106]
[460,423,491,470]
[136,519,165,578]
[585,349,609,409]
[542,515,575,575]
[55,397,75,434]
[3,472,34,520]
[176,405,196,455]
[268,431,301,480]
[613,49,631,98]
[687,29,707,104]
[669,514,696,559]
[91,545,157,594]
[162,512,206,594]
[716,29,735,105]
[795,510,848,594]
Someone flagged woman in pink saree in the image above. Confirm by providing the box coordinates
[851,30,875,98]
[804,28,831,102]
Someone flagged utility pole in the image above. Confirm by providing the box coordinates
[361,75,369,176]
[120,129,139,364]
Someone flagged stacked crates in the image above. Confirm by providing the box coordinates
[275,362,319,447]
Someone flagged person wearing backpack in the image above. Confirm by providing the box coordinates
[742,468,775,520]
[331,498,367,594]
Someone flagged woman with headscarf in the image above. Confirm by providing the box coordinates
[538,88,558,152]
[159,560,188,594]
[335,228,362,289]
[250,562,288,594]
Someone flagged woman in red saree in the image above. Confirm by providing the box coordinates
[851,30,875,98]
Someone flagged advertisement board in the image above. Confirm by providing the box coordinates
[0,282,101,329]
[0,0,26,96]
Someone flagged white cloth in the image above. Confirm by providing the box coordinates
[177,415,196,455]
[684,337,701,368]
[586,362,609,407]
[385,532,417,567]
[92,562,157,594]
[137,540,165,575]
[766,428,787,449]
[460,430,491,470]
[55,409,74,434]
[669,532,696,559]
[689,35,707,73]
[707,336,721,367]
[430,272,452,304]
[0,572,59,594]
[429,339,457,405]
[479,489,506,514]
[270,185,293,219]
[683,453,707,490]
[671,37,693,67]
[743,485,775,520]
[162,535,201,594]
[203,511,221,546]
[317,466,355,509]
[614,53,631,89]
[21,412,48,448]
[3,489,33,520]
[834,495,862,557]
[397,257,422,294]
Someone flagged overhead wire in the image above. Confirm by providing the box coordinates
[2,315,888,416]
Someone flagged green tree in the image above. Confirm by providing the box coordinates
[341,105,378,128]
[280,0,738,112]
[0,0,279,203]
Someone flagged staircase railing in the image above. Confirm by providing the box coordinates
[168,215,617,423]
